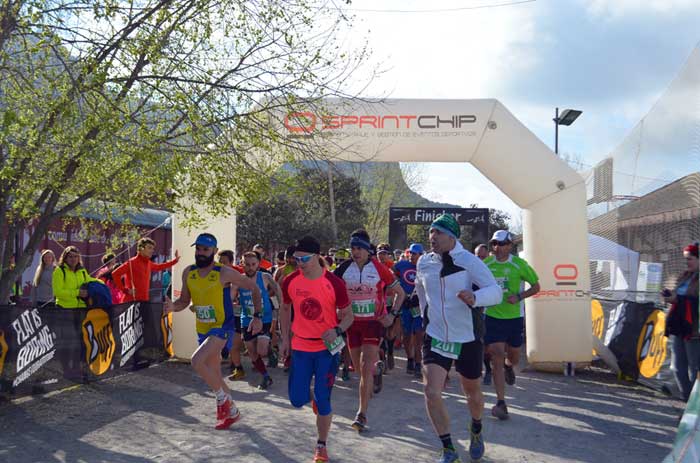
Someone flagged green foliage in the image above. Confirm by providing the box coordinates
[0,0,371,301]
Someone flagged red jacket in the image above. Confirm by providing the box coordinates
[113,254,179,302]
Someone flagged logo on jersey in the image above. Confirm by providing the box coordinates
[300,297,322,321]
[402,269,417,286]
[82,309,115,375]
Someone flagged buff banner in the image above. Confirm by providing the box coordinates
[0,302,172,399]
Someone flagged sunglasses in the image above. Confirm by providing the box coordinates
[294,254,315,264]
[491,241,511,246]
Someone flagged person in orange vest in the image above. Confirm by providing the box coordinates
[113,238,180,302]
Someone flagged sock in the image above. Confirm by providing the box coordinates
[387,339,394,356]
[497,399,506,407]
[316,440,326,448]
[471,418,482,434]
[439,433,454,451]
[214,388,227,403]
[253,357,268,376]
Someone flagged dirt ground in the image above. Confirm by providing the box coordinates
[0,354,684,463]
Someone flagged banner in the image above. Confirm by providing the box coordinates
[0,302,171,399]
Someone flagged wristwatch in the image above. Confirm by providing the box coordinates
[390,309,400,317]
[334,326,344,337]
[253,312,263,319]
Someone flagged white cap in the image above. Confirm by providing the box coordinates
[490,230,512,243]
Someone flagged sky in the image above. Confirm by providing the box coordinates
[342,0,700,227]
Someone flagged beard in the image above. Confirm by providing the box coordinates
[195,253,215,268]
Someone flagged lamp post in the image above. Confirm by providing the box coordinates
[553,107,582,155]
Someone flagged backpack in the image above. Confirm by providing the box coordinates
[81,281,113,309]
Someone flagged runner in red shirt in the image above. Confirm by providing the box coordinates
[333,230,405,433]
[280,235,353,463]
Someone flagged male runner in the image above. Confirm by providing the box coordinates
[415,214,502,462]
[240,251,282,390]
[483,230,540,420]
[280,236,354,463]
[334,229,405,432]
[165,233,262,429]
[394,243,424,379]
[217,249,243,374]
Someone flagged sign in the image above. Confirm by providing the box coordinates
[636,309,667,378]
[82,309,116,376]
[591,299,605,356]
[637,262,663,293]
[388,207,489,251]
[10,309,56,388]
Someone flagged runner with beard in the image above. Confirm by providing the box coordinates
[165,233,263,430]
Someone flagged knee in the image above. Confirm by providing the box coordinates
[191,352,206,371]
[424,383,442,402]
[289,390,309,409]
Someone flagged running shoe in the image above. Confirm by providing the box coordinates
[491,402,509,420]
[313,444,329,462]
[373,361,384,394]
[504,365,516,386]
[351,412,367,433]
[437,447,461,463]
[482,371,492,386]
[406,358,415,374]
[267,350,278,368]
[258,375,273,390]
[341,367,350,382]
[215,398,241,430]
[387,351,395,370]
[228,367,246,381]
[469,428,485,462]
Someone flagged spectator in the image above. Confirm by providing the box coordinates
[32,249,56,307]
[112,238,180,303]
[161,269,172,302]
[664,243,700,401]
[52,246,104,309]
[96,253,127,304]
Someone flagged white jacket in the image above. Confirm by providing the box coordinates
[415,241,502,343]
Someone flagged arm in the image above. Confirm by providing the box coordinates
[380,282,406,327]
[508,282,541,304]
[415,271,427,312]
[321,304,354,344]
[264,273,282,300]
[111,262,132,295]
[164,268,192,313]
[280,301,292,359]
[222,267,263,333]
[150,250,181,271]
[468,257,502,308]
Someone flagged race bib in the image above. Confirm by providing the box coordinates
[194,305,216,324]
[324,336,345,355]
[430,338,462,359]
[233,304,242,316]
[352,300,376,318]
[410,306,421,318]
[241,300,254,318]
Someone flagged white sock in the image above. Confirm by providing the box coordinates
[214,388,227,403]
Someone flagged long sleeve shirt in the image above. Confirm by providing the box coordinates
[112,254,179,302]
[52,265,103,309]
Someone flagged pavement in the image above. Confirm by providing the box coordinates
[0,353,684,463]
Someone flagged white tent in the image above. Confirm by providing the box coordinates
[588,233,640,291]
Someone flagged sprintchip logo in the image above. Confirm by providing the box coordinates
[554,264,578,286]
[82,309,115,375]
[284,112,478,134]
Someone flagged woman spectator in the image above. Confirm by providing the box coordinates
[32,249,56,307]
[664,243,700,401]
[96,252,126,304]
[52,246,103,309]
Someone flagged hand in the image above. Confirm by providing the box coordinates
[280,338,290,360]
[457,290,475,306]
[248,317,263,335]
[174,249,180,260]
[78,289,88,298]
[507,295,520,304]
[321,328,338,344]
[163,296,174,313]
[379,313,395,328]
[661,288,672,298]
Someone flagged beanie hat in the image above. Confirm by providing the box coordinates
[684,243,699,258]
[295,236,320,255]
[430,214,460,239]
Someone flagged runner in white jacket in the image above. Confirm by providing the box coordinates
[414,214,501,463]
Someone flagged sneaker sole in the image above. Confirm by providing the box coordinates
[351,422,366,433]
[215,411,241,430]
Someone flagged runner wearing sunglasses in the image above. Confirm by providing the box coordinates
[483,230,540,421]
[280,235,354,463]
[334,229,405,433]
[415,214,502,463]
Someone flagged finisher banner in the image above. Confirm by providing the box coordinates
[0,302,173,399]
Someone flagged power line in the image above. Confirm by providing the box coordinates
[345,0,536,14]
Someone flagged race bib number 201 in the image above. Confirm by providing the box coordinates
[430,338,462,359]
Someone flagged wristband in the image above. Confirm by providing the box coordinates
[253,312,262,319]
[334,326,344,337]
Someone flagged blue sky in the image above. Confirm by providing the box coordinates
[345,0,700,225]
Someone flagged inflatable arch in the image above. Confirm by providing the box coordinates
[173,99,592,366]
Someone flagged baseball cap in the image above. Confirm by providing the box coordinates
[409,243,424,254]
[490,230,512,243]
[191,233,217,248]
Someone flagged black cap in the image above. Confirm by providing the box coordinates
[295,236,320,255]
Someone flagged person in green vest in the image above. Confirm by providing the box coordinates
[52,246,104,308]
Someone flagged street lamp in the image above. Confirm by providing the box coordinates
[553,107,582,155]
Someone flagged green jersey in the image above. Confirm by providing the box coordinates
[484,254,539,319]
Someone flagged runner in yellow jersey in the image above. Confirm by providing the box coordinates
[165,233,263,430]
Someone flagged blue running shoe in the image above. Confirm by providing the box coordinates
[438,447,461,463]
[469,429,485,462]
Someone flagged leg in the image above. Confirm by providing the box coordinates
[230,332,243,368]
[191,335,229,393]
[424,363,451,435]
[313,351,340,441]
[288,350,313,408]
[488,342,507,401]
[685,338,700,387]
[413,330,424,365]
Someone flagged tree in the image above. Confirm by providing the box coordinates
[0,0,372,301]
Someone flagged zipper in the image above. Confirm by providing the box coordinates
[440,276,448,342]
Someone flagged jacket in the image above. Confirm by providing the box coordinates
[52,265,104,309]
[112,253,179,302]
[415,241,502,343]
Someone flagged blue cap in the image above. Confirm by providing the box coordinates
[191,233,217,248]
[409,243,424,254]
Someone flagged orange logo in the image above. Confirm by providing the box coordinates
[160,312,174,357]
[82,309,115,375]
[636,310,667,378]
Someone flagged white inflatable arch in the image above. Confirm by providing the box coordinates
[173,99,592,366]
